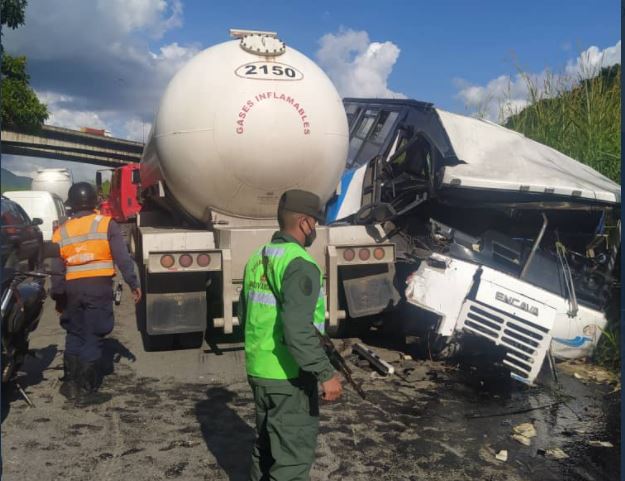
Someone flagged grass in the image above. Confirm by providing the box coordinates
[504,64,621,184]
[592,281,621,372]
[594,324,620,372]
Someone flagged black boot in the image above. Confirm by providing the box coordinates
[59,355,80,400]
[74,360,111,406]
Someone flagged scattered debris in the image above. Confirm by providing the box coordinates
[558,360,620,387]
[513,423,537,439]
[353,343,395,375]
[545,448,569,460]
[511,423,537,446]
[588,440,614,448]
[512,434,532,446]
[399,366,428,383]
[479,445,507,465]
[337,339,355,358]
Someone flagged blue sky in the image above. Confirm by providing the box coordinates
[1,0,621,180]
[172,0,620,112]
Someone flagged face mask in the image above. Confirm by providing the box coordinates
[303,218,317,247]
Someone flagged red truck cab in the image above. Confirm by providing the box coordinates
[96,164,141,223]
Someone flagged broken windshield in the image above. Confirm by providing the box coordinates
[345,107,400,169]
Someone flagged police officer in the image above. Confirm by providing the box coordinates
[240,189,343,481]
[51,182,141,403]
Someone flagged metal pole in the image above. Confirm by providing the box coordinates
[520,213,548,279]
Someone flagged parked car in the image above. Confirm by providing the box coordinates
[0,196,44,270]
[3,190,67,243]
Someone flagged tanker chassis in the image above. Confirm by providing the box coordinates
[134,216,398,347]
[132,30,399,348]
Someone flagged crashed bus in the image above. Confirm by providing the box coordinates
[327,98,620,385]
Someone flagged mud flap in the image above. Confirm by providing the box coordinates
[342,271,399,318]
[146,291,207,335]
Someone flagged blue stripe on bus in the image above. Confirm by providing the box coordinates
[326,168,357,223]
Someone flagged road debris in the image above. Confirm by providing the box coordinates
[588,440,614,448]
[513,423,537,439]
[353,343,395,375]
[557,360,620,387]
[495,450,508,462]
[2,295,620,481]
[512,434,532,446]
[543,448,569,460]
[511,422,537,446]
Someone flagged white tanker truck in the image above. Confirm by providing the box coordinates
[31,168,73,202]
[133,30,398,348]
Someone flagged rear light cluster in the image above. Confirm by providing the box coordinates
[341,246,387,263]
[159,252,212,269]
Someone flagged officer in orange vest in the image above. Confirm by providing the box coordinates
[51,182,141,403]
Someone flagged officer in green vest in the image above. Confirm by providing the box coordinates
[240,189,343,481]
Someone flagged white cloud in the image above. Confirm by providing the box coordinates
[455,40,621,122]
[36,91,109,131]
[102,0,183,37]
[565,41,621,78]
[453,74,533,122]
[3,0,199,141]
[316,28,405,99]
[123,118,152,143]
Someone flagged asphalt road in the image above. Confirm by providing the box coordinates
[1,286,620,481]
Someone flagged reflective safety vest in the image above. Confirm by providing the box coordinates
[243,241,326,380]
[52,213,115,281]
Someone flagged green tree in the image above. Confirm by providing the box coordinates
[1,0,48,132]
[2,54,48,132]
[1,0,27,30]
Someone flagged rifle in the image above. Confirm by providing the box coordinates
[317,331,366,400]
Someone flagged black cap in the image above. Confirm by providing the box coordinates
[67,182,98,210]
[278,189,325,222]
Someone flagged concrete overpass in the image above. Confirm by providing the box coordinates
[1,125,144,167]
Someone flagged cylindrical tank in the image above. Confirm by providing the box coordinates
[31,168,73,201]
[141,32,348,220]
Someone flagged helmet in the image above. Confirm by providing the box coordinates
[67,182,97,210]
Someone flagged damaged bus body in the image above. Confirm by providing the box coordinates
[328,98,620,385]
